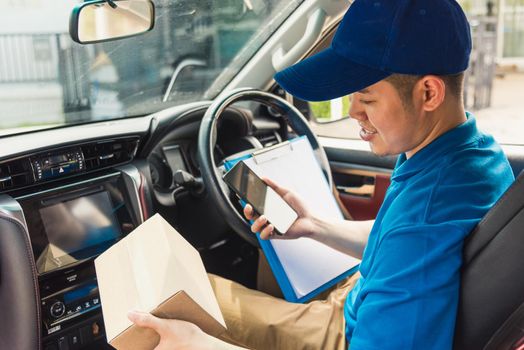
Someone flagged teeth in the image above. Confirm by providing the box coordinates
[359,124,377,135]
[362,128,377,135]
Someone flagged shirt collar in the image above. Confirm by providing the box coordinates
[391,113,479,182]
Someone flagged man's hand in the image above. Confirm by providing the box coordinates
[243,177,317,240]
[244,177,374,258]
[128,311,237,350]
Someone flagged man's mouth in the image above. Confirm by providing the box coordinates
[359,125,378,141]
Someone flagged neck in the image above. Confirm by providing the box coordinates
[405,101,466,159]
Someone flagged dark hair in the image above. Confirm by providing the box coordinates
[385,73,465,108]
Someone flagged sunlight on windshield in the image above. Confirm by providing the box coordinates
[0,0,302,135]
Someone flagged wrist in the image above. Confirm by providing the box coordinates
[308,216,328,240]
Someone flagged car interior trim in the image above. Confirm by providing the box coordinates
[117,164,145,224]
[319,136,376,152]
[14,172,120,201]
[219,1,349,97]
[329,161,393,176]
[0,193,30,230]
[0,117,152,160]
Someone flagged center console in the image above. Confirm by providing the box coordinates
[11,166,145,350]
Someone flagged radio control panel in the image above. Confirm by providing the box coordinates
[41,278,101,336]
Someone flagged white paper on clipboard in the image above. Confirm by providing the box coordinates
[244,137,360,298]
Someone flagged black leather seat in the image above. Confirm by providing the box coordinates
[0,210,40,350]
[454,172,524,349]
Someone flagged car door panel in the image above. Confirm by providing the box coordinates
[324,141,524,222]
[334,166,391,220]
[322,139,396,220]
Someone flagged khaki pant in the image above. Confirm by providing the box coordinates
[209,272,360,350]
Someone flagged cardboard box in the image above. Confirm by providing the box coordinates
[94,214,226,349]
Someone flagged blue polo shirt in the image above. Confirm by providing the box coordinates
[344,115,514,349]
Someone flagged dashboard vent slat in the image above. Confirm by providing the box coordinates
[81,138,139,172]
[255,130,281,148]
[0,158,34,191]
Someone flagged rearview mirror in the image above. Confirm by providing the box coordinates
[70,0,155,44]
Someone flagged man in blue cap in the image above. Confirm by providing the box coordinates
[128,1,515,349]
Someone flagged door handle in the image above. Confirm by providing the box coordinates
[337,184,375,197]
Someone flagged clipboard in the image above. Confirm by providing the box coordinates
[224,136,360,303]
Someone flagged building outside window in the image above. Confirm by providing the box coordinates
[461,0,524,63]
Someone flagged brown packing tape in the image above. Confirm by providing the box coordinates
[110,323,159,350]
[110,291,227,350]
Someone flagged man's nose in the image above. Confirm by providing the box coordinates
[349,96,367,121]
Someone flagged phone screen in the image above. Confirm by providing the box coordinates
[223,161,297,234]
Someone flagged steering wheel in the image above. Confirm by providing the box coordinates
[197,88,332,246]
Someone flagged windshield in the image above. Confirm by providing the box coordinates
[0,0,303,136]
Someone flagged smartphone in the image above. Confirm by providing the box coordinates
[223,161,298,235]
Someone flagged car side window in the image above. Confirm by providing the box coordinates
[308,96,359,140]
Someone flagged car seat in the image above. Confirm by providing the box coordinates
[454,171,524,349]
[0,204,40,350]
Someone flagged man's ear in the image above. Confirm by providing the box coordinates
[415,75,446,112]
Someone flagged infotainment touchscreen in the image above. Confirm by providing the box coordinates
[36,191,121,274]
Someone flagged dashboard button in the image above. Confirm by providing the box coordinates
[50,301,65,319]
[73,304,83,313]
[57,336,69,350]
[70,332,81,350]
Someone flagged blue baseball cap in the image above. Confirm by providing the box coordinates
[274,0,472,102]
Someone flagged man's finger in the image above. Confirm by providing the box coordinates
[244,204,255,220]
[262,177,289,198]
[260,224,275,239]
[251,215,268,233]
[259,224,274,240]
[128,311,165,333]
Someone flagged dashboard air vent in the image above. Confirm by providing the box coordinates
[81,138,139,171]
[0,158,34,191]
[255,130,282,147]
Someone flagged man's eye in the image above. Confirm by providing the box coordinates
[359,100,374,105]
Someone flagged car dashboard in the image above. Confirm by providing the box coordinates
[0,100,285,349]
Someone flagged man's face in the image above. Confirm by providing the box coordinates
[349,80,429,157]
